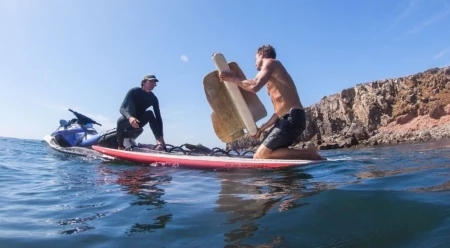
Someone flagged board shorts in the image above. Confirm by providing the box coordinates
[262,108,306,150]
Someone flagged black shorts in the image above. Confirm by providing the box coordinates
[262,108,306,150]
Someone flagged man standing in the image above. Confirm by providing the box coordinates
[116,74,165,150]
[219,45,325,160]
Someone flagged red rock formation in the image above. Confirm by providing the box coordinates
[227,66,450,150]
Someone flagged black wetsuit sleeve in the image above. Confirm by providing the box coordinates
[153,97,164,138]
[119,88,136,120]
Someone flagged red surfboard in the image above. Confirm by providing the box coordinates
[91,145,318,169]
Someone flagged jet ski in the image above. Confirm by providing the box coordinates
[43,109,143,159]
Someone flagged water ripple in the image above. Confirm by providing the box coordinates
[0,137,450,247]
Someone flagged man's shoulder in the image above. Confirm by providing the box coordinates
[264,58,281,68]
[129,87,141,91]
[126,87,141,94]
[269,58,282,64]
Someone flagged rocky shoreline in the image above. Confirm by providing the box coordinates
[226,66,450,151]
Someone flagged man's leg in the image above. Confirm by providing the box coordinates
[138,110,160,139]
[116,116,131,149]
[138,110,164,150]
[255,144,325,160]
[254,121,287,159]
[254,111,326,161]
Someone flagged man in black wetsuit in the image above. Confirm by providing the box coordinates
[117,74,165,150]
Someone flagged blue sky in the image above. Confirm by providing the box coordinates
[1,0,450,148]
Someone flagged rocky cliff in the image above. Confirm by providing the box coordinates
[227,66,450,150]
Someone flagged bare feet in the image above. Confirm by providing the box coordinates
[305,145,327,160]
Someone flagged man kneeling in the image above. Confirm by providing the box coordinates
[117,74,166,150]
[219,45,325,161]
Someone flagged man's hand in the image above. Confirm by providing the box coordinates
[129,117,140,128]
[219,71,239,83]
[250,127,264,139]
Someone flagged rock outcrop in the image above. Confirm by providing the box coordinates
[227,66,450,150]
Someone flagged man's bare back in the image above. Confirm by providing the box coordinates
[265,60,304,117]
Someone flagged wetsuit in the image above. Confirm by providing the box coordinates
[117,87,163,147]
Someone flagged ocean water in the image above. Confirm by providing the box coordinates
[1,137,450,248]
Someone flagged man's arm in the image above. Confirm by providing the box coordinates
[250,113,279,139]
[221,59,276,93]
[259,113,278,132]
[119,88,137,120]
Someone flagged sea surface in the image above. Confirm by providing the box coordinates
[1,137,450,248]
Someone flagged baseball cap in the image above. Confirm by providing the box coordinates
[143,74,159,82]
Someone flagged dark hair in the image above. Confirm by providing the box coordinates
[141,79,147,87]
[257,44,276,59]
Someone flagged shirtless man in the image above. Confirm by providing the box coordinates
[219,45,325,160]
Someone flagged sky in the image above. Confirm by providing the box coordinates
[1,0,450,148]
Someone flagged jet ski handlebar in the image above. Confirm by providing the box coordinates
[69,109,102,126]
